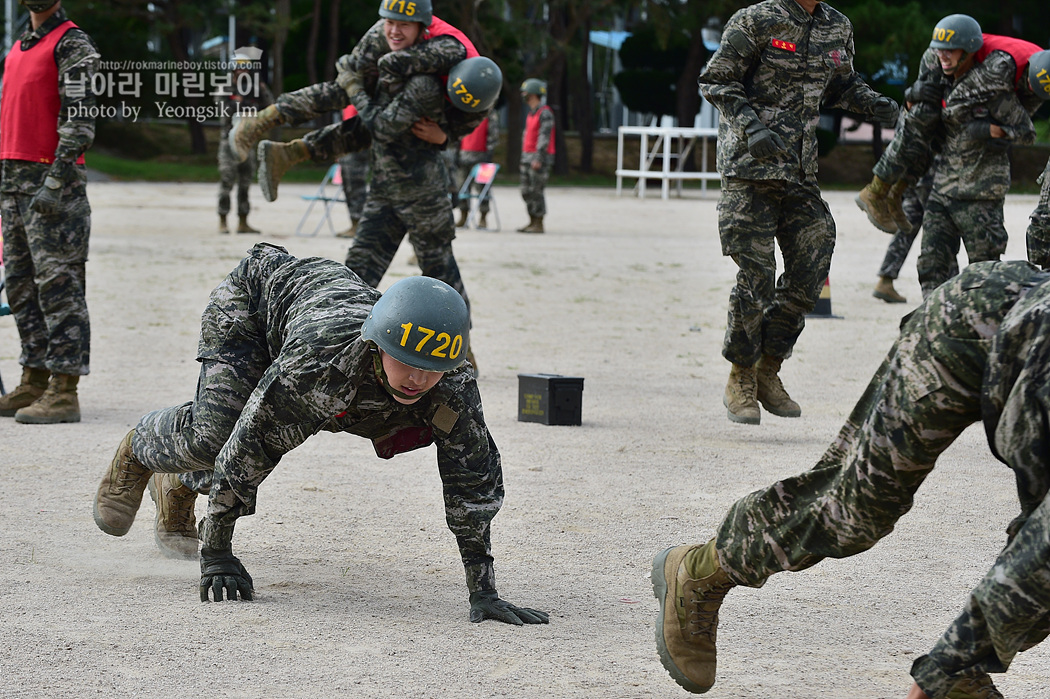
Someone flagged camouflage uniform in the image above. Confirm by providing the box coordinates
[877,170,935,279]
[917,52,1036,297]
[344,71,470,312]
[709,260,1050,697]
[217,80,273,218]
[872,48,943,185]
[131,243,502,595]
[698,0,890,367]
[338,149,369,224]
[0,9,98,377]
[456,112,500,216]
[1026,156,1050,269]
[519,106,553,219]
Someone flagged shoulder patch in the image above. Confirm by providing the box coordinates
[431,403,460,434]
[725,27,752,57]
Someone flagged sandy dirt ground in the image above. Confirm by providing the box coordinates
[1,180,1047,698]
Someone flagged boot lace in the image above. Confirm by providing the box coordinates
[687,578,734,641]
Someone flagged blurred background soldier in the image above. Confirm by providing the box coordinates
[336,104,369,239]
[455,110,499,229]
[516,78,553,234]
[215,52,272,234]
[0,0,99,424]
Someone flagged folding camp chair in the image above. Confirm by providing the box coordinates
[295,164,347,237]
[457,162,501,231]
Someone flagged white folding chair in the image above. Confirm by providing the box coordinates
[295,164,347,237]
[457,162,501,231]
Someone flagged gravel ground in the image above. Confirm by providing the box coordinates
[0,181,1046,698]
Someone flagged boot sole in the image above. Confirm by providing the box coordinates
[652,547,711,694]
[722,395,760,425]
[853,194,900,235]
[258,141,279,203]
[148,477,199,561]
[872,291,907,304]
[756,400,801,419]
[14,412,80,424]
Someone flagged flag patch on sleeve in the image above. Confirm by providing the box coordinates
[771,39,796,52]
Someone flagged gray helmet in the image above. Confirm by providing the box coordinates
[1028,50,1050,100]
[377,0,432,27]
[447,57,502,113]
[929,14,983,55]
[361,276,469,372]
[20,0,59,11]
[520,78,547,97]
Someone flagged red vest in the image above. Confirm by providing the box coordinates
[0,20,85,164]
[459,118,488,152]
[523,105,555,154]
[977,34,1043,87]
[426,17,479,59]
[342,105,358,119]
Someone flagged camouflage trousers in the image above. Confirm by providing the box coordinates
[519,158,550,217]
[911,493,1050,698]
[0,184,91,375]
[303,116,371,163]
[273,81,348,125]
[877,170,952,279]
[217,138,255,217]
[339,149,369,222]
[918,192,1007,297]
[872,102,939,185]
[1026,157,1050,269]
[131,244,293,497]
[344,189,470,315]
[717,178,835,367]
[456,151,492,214]
[715,260,1040,589]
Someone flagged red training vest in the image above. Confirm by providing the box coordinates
[0,20,85,164]
[523,105,555,155]
[342,105,358,120]
[459,118,488,153]
[977,34,1043,87]
[426,17,479,59]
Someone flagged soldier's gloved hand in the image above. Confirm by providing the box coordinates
[29,175,64,215]
[200,547,254,602]
[468,590,549,625]
[965,120,994,140]
[335,55,365,99]
[871,96,900,126]
[744,122,785,159]
[376,52,407,94]
[904,79,944,106]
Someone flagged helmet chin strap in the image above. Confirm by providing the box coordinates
[371,351,433,402]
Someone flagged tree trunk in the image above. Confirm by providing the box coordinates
[548,6,569,176]
[165,27,206,154]
[306,0,322,85]
[324,0,341,82]
[575,17,594,174]
[271,0,291,98]
[675,30,707,171]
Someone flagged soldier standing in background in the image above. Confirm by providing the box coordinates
[515,79,553,234]
[652,259,1050,698]
[0,0,99,424]
[336,104,369,239]
[92,243,549,627]
[698,0,898,425]
[1027,157,1050,270]
[456,110,500,230]
[216,53,272,234]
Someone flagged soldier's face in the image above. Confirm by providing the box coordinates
[384,19,422,52]
[936,48,966,75]
[379,350,444,404]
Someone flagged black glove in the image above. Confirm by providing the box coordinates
[965,120,994,140]
[29,175,64,215]
[871,96,900,126]
[468,590,549,625]
[744,122,785,159]
[904,79,944,106]
[200,547,254,602]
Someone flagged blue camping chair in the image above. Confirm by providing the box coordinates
[296,164,347,237]
[456,162,501,231]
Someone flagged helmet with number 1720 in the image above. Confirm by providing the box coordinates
[361,276,470,372]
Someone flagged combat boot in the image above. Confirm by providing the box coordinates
[723,363,760,425]
[93,429,153,537]
[515,216,535,232]
[228,104,284,162]
[148,473,200,560]
[335,219,358,238]
[519,216,544,234]
[873,276,907,304]
[258,138,310,202]
[946,673,1003,699]
[755,355,801,418]
[855,175,899,234]
[236,214,260,234]
[652,539,737,694]
[218,215,229,234]
[455,208,469,228]
[0,367,50,417]
[14,373,80,424]
[886,179,911,234]
[478,212,488,229]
